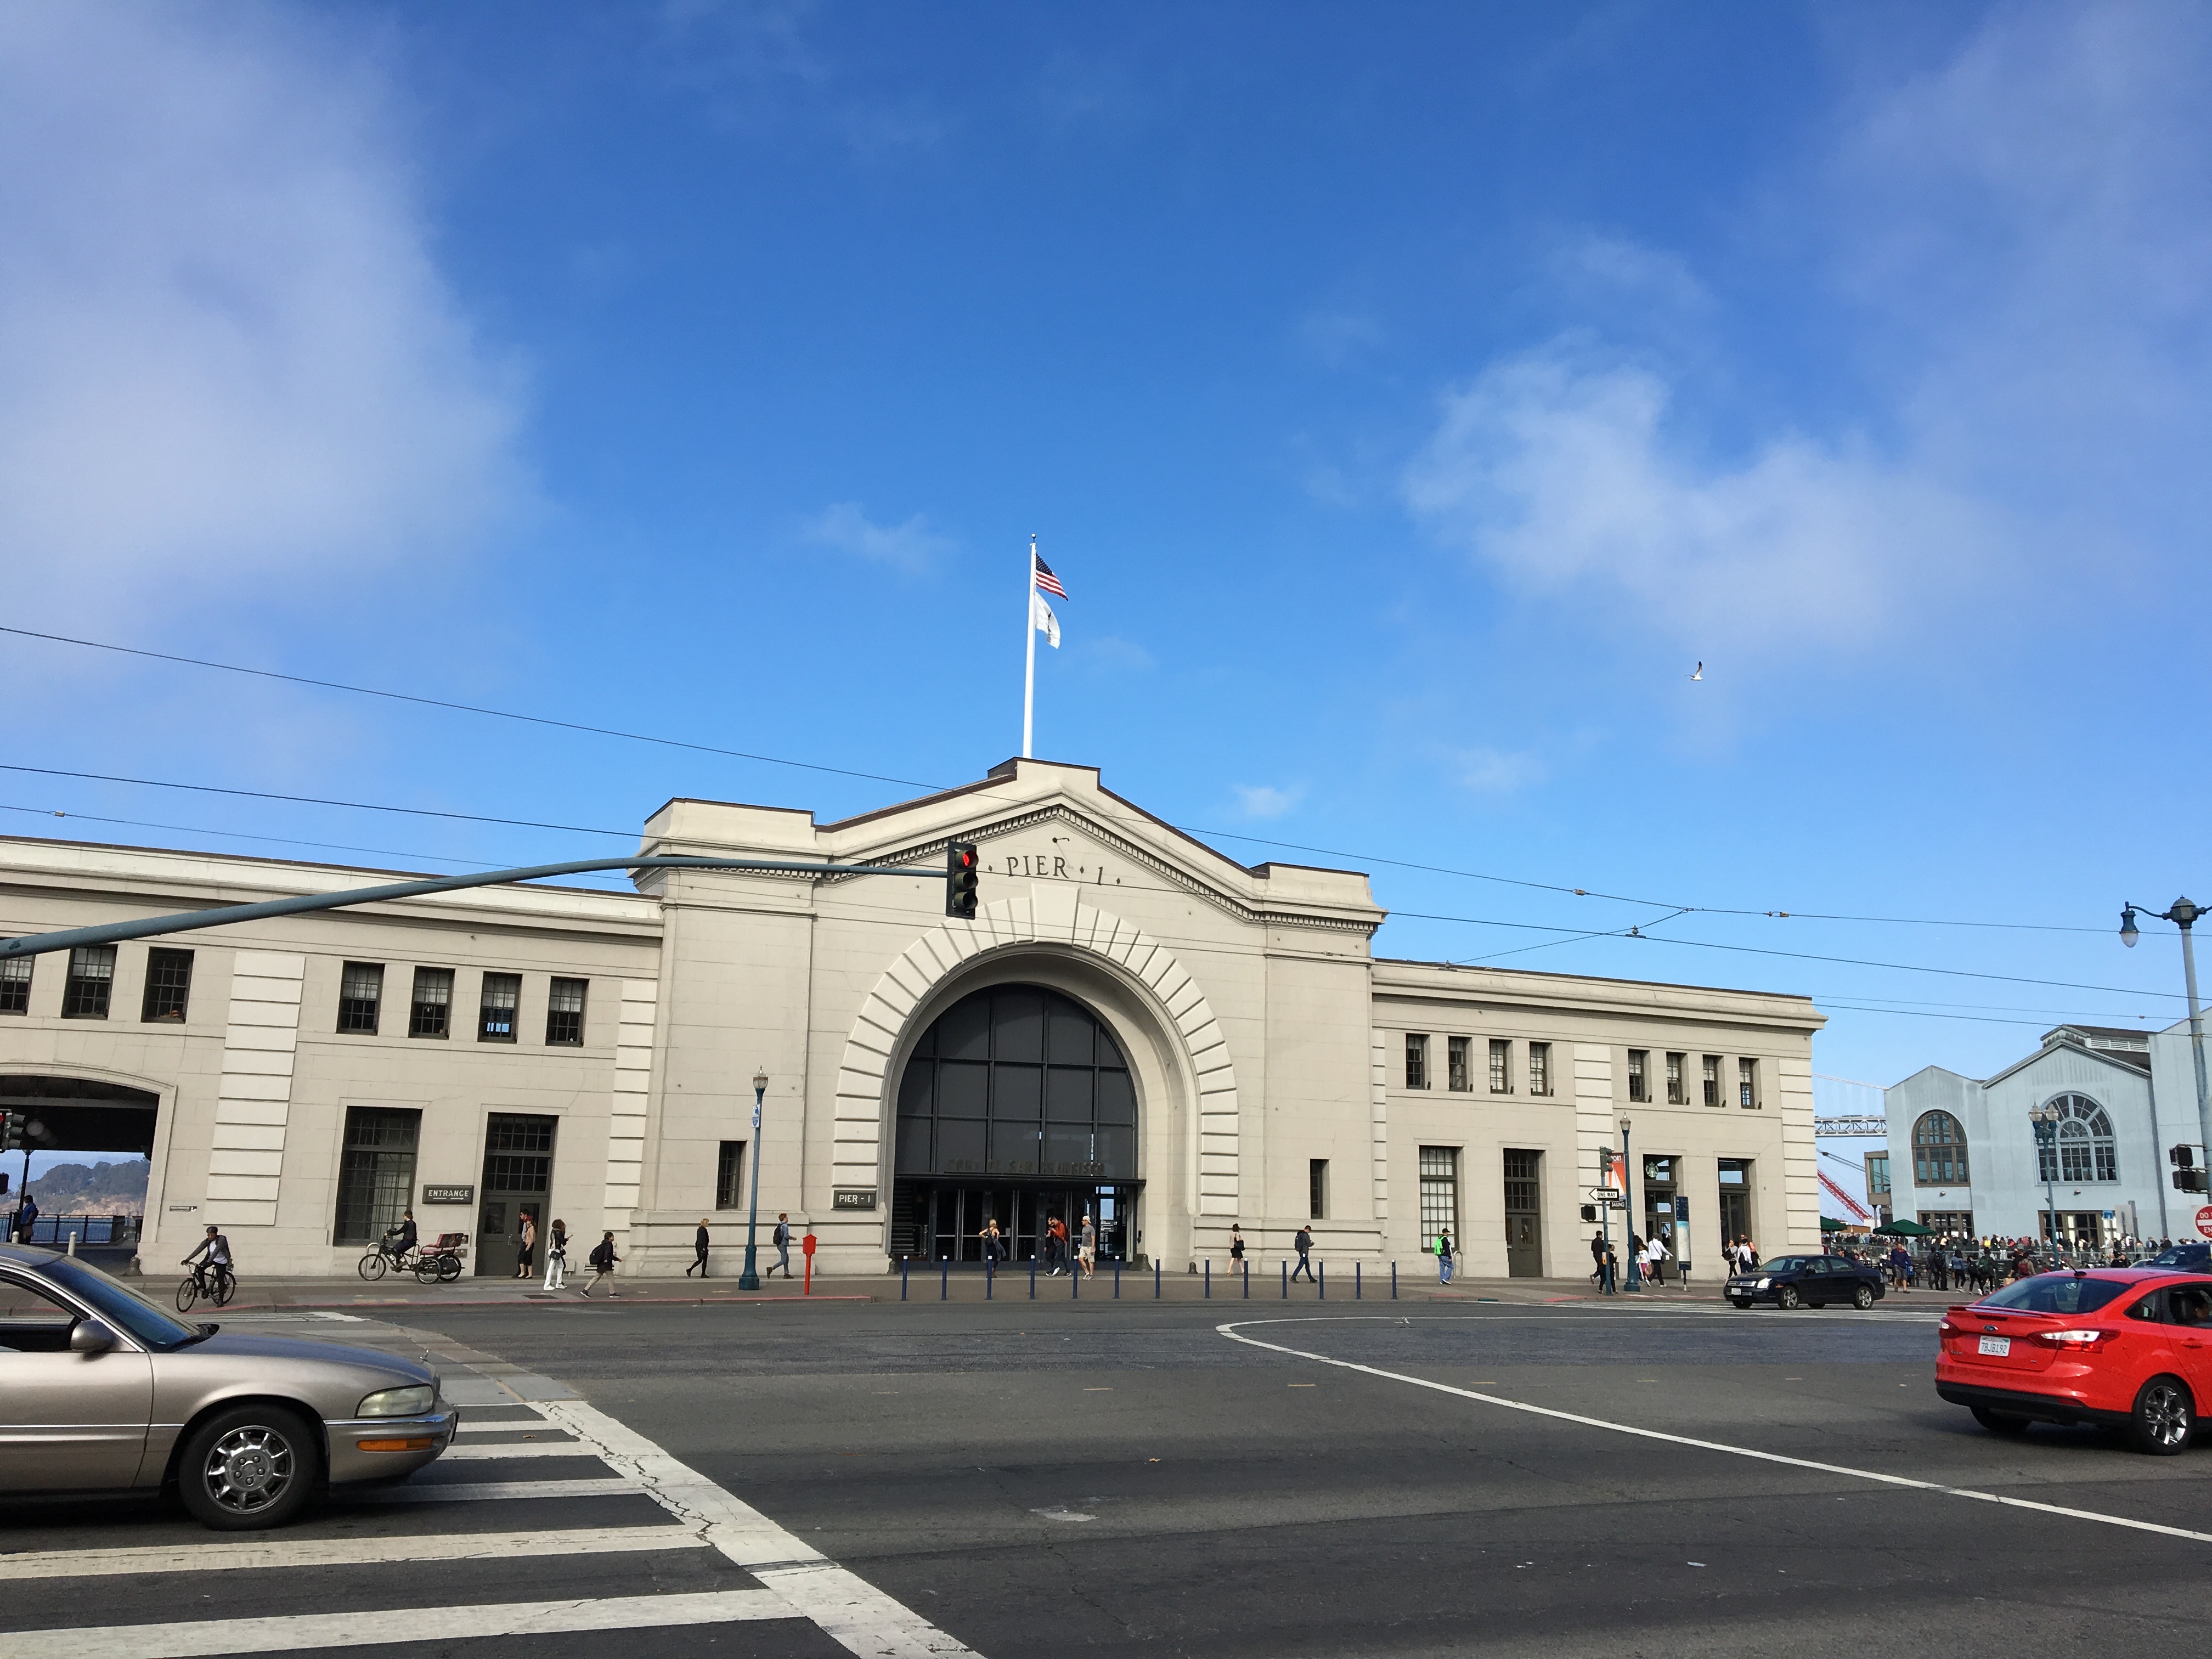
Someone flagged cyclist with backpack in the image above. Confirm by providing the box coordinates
[180,1224,234,1300]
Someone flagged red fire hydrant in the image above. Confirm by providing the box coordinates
[802,1229,817,1295]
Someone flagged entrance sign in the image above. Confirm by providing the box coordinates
[2196,1205,2212,1240]
[421,1184,474,1205]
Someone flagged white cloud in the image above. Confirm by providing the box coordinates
[0,5,529,627]
[1232,783,1304,820]
[798,502,951,572]
[1451,748,1544,797]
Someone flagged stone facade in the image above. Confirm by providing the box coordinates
[0,759,1824,1276]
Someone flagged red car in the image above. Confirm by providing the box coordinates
[1937,1269,2212,1454]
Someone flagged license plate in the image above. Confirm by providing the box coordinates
[1978,1335,2011,1357]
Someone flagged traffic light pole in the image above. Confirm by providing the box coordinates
[0,853,955,962]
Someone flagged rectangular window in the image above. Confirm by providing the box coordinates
[1739,1057,1760,1109]
[1404,1033,1429,1090]
[1666,1052,1686,1105]
[0,956,29,1015]
[716,1141,746,1210]
[1309,1159,1329,1220]
[140,947,194,1023]
[1447,1035,1470,1092]
[1627,1048,1649,1103]
[1866,1151,1891,1199]
[546,977,588,1046]
[1419,1146,1460,1252]
[478,972,521,1042]
[62,946,116,1019]
[332,1105,420,1245]
[409,967,453,1039]
[1488,1039,1512,1093]
[337,962,383,1034]
[1702,1054,1721,1107]
[1528,1041,1551,1097]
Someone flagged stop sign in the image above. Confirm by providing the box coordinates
[2196,1206,2212,1240]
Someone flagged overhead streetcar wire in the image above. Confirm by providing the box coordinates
[2,621,2111,938]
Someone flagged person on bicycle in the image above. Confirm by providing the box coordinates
[181,1224,232,1293]
[381,1210,419,1263]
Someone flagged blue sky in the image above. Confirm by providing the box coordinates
[3,3,2209,1152]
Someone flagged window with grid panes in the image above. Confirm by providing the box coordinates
[717,1141,746,1210]
[1404,1032,1429,1089]
[1627,1048,1649,1103]
[1528,1041,1551,1096]
[1702,1054,1721,1107]
[546,977,587,1046]
[1488,1039,1511,1093]
[332,1106,419,1245]
[337,962,383,1034]
[1738,1057,1760,1109]
[1665,1052,1686,1105]
[409,967,452,1038]
[478,972,520,1042]
[140,948,193,1023]
[0,956,29,1015]
[62,946,115,1019]
[1419,1147,1459,1252]
[1447,1035,1470,1092]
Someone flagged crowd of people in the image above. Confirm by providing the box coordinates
[1822,1232,2184,1293]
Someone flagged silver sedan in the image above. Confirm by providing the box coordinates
[0,1243,456,1528]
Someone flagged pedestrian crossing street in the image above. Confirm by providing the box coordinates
[3,1392,973,1659]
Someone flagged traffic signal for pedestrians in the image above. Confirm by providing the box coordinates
[945,841,980,919]
[0,1111,21,1153]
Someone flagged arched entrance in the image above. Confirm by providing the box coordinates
[889,983,1139,1265]
[0,1075,159,1269]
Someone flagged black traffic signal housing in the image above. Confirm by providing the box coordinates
[945,842,980,919]
[1579,1204,1597,1223]
[2172,1144,2205,1193]
[0,1111,21,1154]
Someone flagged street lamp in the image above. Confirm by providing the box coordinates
[2029,1102,2061,1257]
[737,1069,768,1290]
[2121,898,2212,1232]
[1620,1116,1641,1291]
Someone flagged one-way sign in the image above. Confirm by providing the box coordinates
[1588,1186,1622,1201]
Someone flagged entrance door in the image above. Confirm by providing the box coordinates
[476,1113,556,1277]
[1717,1159,1752,1256]
[1643,1157,1678,1282]
[1503,1150,1543,1278]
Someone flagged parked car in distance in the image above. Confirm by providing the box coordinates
[1936,1268,2212,1454]
[0,1243,456,1527]
[1726,1252,1887,1311]
[2136,1242,2211,1273]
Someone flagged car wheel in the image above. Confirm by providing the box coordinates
[2129,1375,2196,1456]
[1970,1406,2029,1435]
[177,1404,319,1530]
[1776,1285,1801,1311]
[357,1252,388,1282]
[1853,1284,1876,1310]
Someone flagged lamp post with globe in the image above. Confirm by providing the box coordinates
[738,1069,768,1290]
[2029,1101,2062,1259]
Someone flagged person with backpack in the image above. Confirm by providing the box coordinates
[582,1230,620,1296]
[771,1213,794,1277]
[1291,1224,1316,1283]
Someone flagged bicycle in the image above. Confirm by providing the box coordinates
[176,1261,236,1313]
[358,1235,414,1280]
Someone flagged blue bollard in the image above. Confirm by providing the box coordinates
[1204,1259,1211,1299]
[986,1255,994,1300]
[1391,1261,1397,1300]
[1244,1261,1250,1299]
[1114,1261,1121,1299]
[940,1258,948,1301]
[1030,1255,1037,1299]
[1155,1260,1161,1299]
[1319,1260,1325,1300]
[1281,1260,1288,1299]
[1073,1260,1080,1299]
[901,1257,909,1301]
[1356,1261,1362,1300]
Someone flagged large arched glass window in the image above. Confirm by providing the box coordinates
[1912,1110,1969,1186]
[894,985,1136,1180]
[2038,1093,2117,1183]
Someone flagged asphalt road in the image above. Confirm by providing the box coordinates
[8,1294,2212,1658]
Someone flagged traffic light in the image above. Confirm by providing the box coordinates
[1579,1204,1597,1223]
[944,841,980,919]
[0,1112,21,1154]
[2172,1144,2205,1193]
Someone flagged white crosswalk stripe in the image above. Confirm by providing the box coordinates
[10,1358,979,1659]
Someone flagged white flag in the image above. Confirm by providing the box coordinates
[1032,589,1060,648]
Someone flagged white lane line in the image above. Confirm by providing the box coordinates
[453,1418,553,1435]
[0,1525,708,1581]
[1217,1317,2212,1547]
[439,1438,600,1460]
[35,1588,793,1659]
[347,1476,636,1503]
[311,1311,368,1323]
[540,1398,977,1657]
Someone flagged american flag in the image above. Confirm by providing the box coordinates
[1034,556,1067,599]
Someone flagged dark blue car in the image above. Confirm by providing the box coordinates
[1726,1252,1887,1311]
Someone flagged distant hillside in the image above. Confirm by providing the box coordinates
[26,1159,150,1216]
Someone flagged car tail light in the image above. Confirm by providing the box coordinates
[2037,1328,2108,1351]
[1938,1317,1962,1337]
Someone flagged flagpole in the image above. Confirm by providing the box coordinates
[1022,534,1037,759]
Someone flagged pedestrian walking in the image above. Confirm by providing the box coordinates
[1047,1214,1069,1274]
[1229,1223,1245,1269]
[582,1230,620,1296]
[1079,1212,1097,1278]
[978,1216,1005,1265]
[771,1213,793,1277]
[1602,1239,1619,1294]
[687,1218,710,1277]
[516,1212,537,1279]
[1291,1224,1316,1283]
[1642,1232,1668,1285]
[1589,1229,1607,1288]
[543,1218,568,1290]
[1435,1229,1454,1285]
[13,1190,38,1243]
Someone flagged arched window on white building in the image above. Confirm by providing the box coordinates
[2036,1093,2118,1183]
[1912,1110,1969,1186]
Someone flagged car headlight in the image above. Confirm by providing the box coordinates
[357,1384,436,1417]
[1754,1277,1771,1290]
